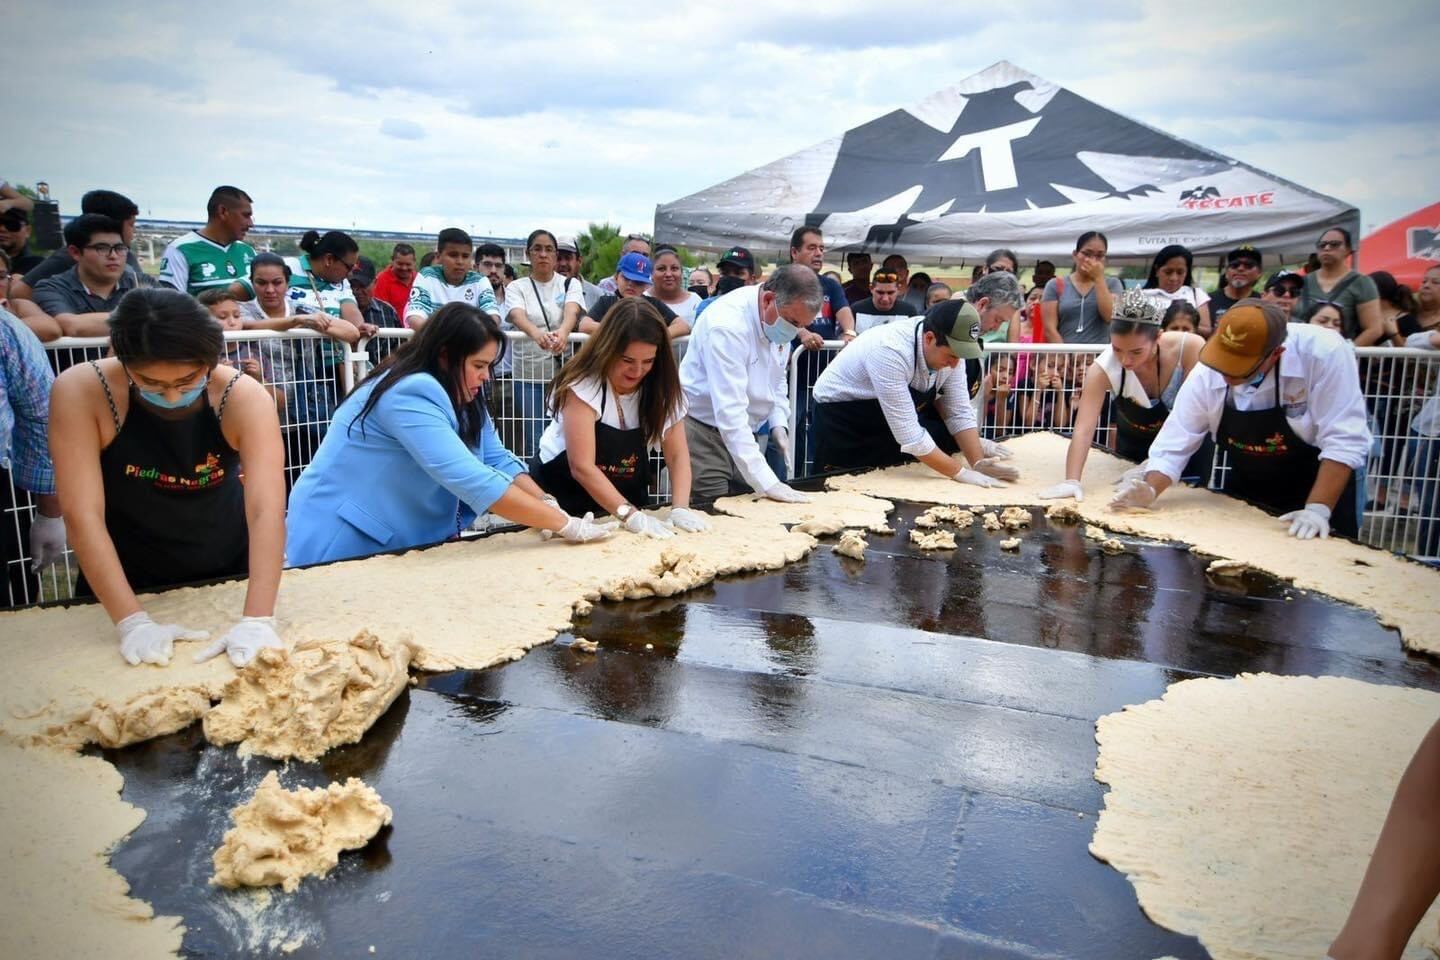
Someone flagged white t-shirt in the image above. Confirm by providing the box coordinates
[1143,286,1211,315]
[654,291,701,326]
[502,274,586,381]
[536,374,686,465]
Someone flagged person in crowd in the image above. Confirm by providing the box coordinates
[579,253,680,334]
[1111,300,1371,539]
[0,208,42,274]
[1262,270,1304,318]
[199,288,284,414]
[679,264,821,502]
[687,266,713,300]
[419,251,437,269]
[350,263,400,337]
[531,298,705,537]
[1033,260,1057,290]
[810,297,1019,486]
[1364,270,1426,511]
[881,254,924,313]
[1021,353,1072,430]
[907,272,933,309]
[1296,227,1382,344]
[1039,290,1209,502]
[849,270,915,334]
[1142,244,1212,336]
[12,190,144,301]
[1161,300,1200,334]
[1414,264,1440,335]
[30,215,138,337]
[696,246,761,323]
[372,243,417,318]
[787,227,855,470]
[475,243,507,299]
[48,288,286,666]
[926,282,953,307]
[985,248,1018,274]
[405,228,501,331]
[1207,245,1263,326]
[1371,271,1419,343]
[502,229,585,456]
[1306,301,1346,335]
[289,230,364,340]
[555,236,604,310]
[158,186,256,299]
[286,303,614,565]
[1026,285,1044,307]
[1,305,65,608]
[843,252,872,303]
[598,234,652,295]
[962,271,1025,391]
[983,353,1017,435]
[970,265,986,284]
[648,246,701,335]
[1041,231,1122,344]
[1403,283,1440,559]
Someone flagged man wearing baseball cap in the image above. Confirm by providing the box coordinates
[809,299,1020,483]
[1208,244,1263,326]
[554,236,603,310]
[1111,299,1371,539]
[577,251,682,336]
[1262,270,1304,319]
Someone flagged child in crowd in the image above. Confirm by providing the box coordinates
[1162,301,1200,335]
[1307,301,1346,335]
[199,288,285,412]
[1022,353,1072,430]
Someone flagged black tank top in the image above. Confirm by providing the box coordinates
[90,362,250,591]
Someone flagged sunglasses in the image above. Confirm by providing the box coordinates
[871,272,900,283]
[1270,285,1302,298]
[1228,260,1260,270]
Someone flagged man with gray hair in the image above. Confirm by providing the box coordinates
[680,264,822,502]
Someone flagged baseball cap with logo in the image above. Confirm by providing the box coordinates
[718,245,756,274]
[1198,300,1288,378]
[1226,244,1263,267]
[1264,270,1303,294]
[618,251,652,283]
[927,299,984,360]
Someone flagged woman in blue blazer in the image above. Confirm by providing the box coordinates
[286,303,616,566]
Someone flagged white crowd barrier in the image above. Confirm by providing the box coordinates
[6,329,1438,606]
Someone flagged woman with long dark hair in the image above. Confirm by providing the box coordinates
[48,287,287,666]
[286,303,615,566]
[1040,231,1122,343]
[1141,244,1212,336]
[531,298,705,537]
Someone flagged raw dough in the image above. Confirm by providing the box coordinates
[1044,502,1083,523]
[1091,673,1440,959]
[571,638,600,654]
[713,490,896,535]
[921,505,974,527]
[980,512,1001,531]
[909,528,957,550]
[832,530,868,560]
[0,739,184,958]
[1099,538,1126,555]
[1206,559,1252,578]
[828,432,1440,656]
[1083,524,1108,541]
[999,506,1031,530]
[203,632,413,763]
[999,537,1021,551]
[212,771,392,893]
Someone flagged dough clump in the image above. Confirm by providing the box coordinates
[999,537,1021,551]
[832,530,868,560]
[1099,538,1126,555]
[203,632,412,763]
[980,512,1001,531]
[571,638,600,654]
[212,771,392,893]
[1084,524,1108,541]
[999,506,1031,530]
[1044,502,1083,523]
[919,505,974,527]
[910,528,957,550]
[1206,559,1252,578]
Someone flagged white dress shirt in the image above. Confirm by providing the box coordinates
[679,285,791,492]
[812,318,975,457]
[1148,323,1371,481]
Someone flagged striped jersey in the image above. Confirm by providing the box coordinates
[404,265,499,326]
[158,231,256,296]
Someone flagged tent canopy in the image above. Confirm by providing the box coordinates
[1360,202,1440,288]
[655,61,1357,266]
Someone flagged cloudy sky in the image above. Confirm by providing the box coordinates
[12,0,1438,245]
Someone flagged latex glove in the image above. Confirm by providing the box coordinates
[973,456,1020,482]
[979,438,1014,459]
[1110,477,1158,511]
[538,495,561,541]
[117,612,209,667]
[770,425,791,461]
[1279,503,1331,540]
[763,481,811,504]
[952,468,1005,489]
[558,512,619,543]
[29,514,67,572]
[669,507,709,533]
[1038,479,1084,502]
[194,616,284,668]
[1116,460,1149,486]
[624,510,676,540]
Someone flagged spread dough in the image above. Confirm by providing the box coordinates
[203,632,413,762]
[909,528,957,550]
[1091,673,1440,959]
[832,530,868,560]
[713,490,896,535]
[211,771,392,893]
[828,432,1440,655]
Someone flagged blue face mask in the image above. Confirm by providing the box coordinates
[134,375,209,410]
[764,317,799,346]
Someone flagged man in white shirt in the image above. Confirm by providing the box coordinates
[811,300,1019,485]
[680,264,821,503]
[1112,300,1370,539]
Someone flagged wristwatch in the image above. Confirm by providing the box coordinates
[615,503,637,522]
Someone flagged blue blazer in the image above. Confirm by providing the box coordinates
[286,373,526,567]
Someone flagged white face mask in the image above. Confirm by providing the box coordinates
[764,316,799,345]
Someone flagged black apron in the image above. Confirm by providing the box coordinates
[530,383,651,516]
[1112,350,1215,482]
[78,362,249,594]
[1216,373,1360,537]
[813,324,960,472]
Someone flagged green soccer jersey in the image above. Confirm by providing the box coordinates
[158,231,257,296]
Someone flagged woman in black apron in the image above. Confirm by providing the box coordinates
[48,287,288,667]
[1041,289,1207,502]
[530,297,706,537]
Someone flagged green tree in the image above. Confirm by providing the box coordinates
[577,223,698,281]
[13,183,39,201]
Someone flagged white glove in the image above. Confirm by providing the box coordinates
[763,481,811,504]
[1038,479,1084,502]
[973,456,1020,482]
[194,616,284,668]
[952,468,1005,489]
[1279,503,1331,540]
[29,514,66,572]
[770,425,791,461]
[558,512,619,543]
[624,510,676,540]
[117,612,210,667]
[669,506,709,533]
[538,495,561,541]
[1116,460,1149,486]
[980,438,1014,459]
[1109,477,1158,511]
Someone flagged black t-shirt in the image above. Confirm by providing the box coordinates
[1208,287,1256,324]
[848,297,913,317]
[9,246,44,275]
[586,294,677,325]
[1398,312,1421,337]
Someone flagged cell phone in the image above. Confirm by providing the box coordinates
[295,304,320,315]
